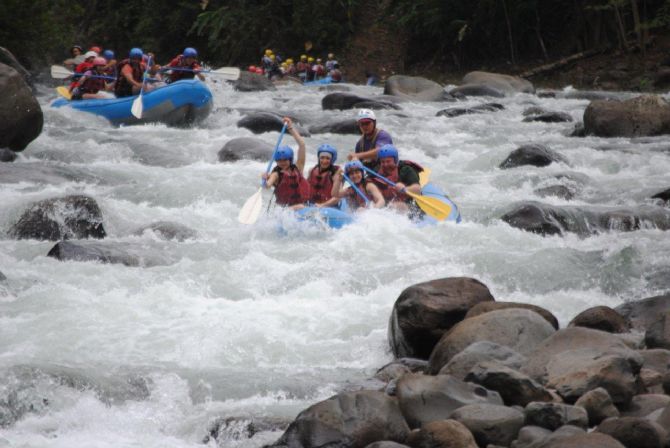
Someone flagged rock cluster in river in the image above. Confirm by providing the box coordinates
[259,276,670,448]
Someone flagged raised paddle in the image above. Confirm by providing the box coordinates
[160,66,241,80]
[361,166,452,221]
[51,65,116,81]
[238,123,288,224]
[131,55,153,119]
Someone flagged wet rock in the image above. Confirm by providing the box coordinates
[449,84,505,98]
[0,148,17,162]
[47,241,173,267]
[570,123,586,137]
[462,71,535,94]
[640,368,664,392]
[308,119,359,135]
[511,425,552,448]
[439,341,527,381]
[388,277,495,360]
[268,390,409,448]
[319,84,351,92]
[574,387,619,426]
[395,373,503,428]
[568,306,631,333]
[596,417,667,448]
[204,416,290,445]
[0,46,33,88]
[534,185,575,200]
[233,71,276,92]
[375,358,427,383]
[499,144,568,169]
[384,75,446,102]
[523,106,548,116]
[436,103,504,117]
[464,301,559,330]
[643,349,670,376]
[237,112,309,136]
[10,195,106,240]
[583,95,670,137]
[405,420,477,448]
[465,362,553,407]
[352,100,401,110]
[428,309,555,374]
[217,137,274,162]
[450,404,524,447]
[646,311,670,350]
[322,92,398,110]
[620,394,670,418]
[651,187,670,203]
[615,294,670,332]
[541,432,626,448]
[524,402,588,430]
[133,221,197,241]
[365,442,410,448]
[0,63,43,151]
[522,112,573,123]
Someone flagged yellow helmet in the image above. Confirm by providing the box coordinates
[270,54,275,60]
[307,57,314,62]
[281,62,287,67]
[286,58,294,64]
[300,54,307,60]
[328,53,334,59]
[265,49,273,56]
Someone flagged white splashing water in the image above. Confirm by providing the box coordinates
[1,79,669,447]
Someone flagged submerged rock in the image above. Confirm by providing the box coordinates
[322,92,400,110]
[233,71,275,92]
[237,112,309,135]
[436,103,504,117]
[217,137,274,162]
[47,241,174,267]
[0,148,17,162]
[499,144,568,169]
[522,112,573,123]
[308,118,359,135]
[652,187,670,203]
[0,63,43,151]
[133,221,197,241]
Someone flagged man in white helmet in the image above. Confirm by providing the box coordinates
[348,109,394,170]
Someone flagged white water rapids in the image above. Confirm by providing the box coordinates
[1,80,669,447]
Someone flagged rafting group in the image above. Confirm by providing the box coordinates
[249,49,342,83]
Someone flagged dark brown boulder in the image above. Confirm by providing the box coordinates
[439,341,527,380]
[465,361,553,407]
[0,63,43,151]
[574,387,619,426]
[540,432,626,448]
[465,302,559,330]
[596,417,667,448]
[405,420,477,448]
[450,403,524,447]
[568,306,630,333]
[523,402,588,430]
[218,137,274,162]
[583,95,670,137]
[388,277,494,359]
[0,46,33,88]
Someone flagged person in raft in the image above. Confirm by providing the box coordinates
[262,118,310,210]
[331,160,385,211]
[372,144,424,215]
[71,57,112,100]
[165,47,204,83]
[348,108,393,170]
[114,48,154,98]
[305,144,341,208]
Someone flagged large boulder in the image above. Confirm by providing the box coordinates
[388,277,495,360]
[540,432,626,448]
[596,417,667,448]
[464,302,559,330]
[449,84,505,98]
[322,93,399,111]
[309,119,359,135]
[462,71,534,94]
[465,361,553,407]
[574,387,619,426]
[450,404,525,447]
[0,63,43,151]
[499,144,568,170]
[523,402,589,431]
[568,306,630,333]
[405,420,477,448]
[0,46,33,88]
[9,195,106,240]
[645,311,670,350]
[395,373,503,428]
[384,75,445,102]
[620,394,670,418]
[439,341,527,380]
[47,241,173,267]
[217,137,274,162]
[615,294,670,332]
[268,390,410,448]
[237,112,309,135]
[583,95,670,137]
[428,309,555,374]
[233,71,275,91]
[522,112,573,123]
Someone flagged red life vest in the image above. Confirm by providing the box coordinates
[114,59,145,97]
[78,73,106,94]
[372,160,424,202]
[167,56,201,83]
[346,180,370,210]
[273,165,311,206]
[307,164,339,204]
[69,61,94,89]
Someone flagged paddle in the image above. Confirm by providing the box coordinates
[419,167,431,187]
[238,123,288,224]
[342,173,370,206]
[361,166,452,221]
[56,86,72,100]
[131,55,153,119]
[160,66,241,80]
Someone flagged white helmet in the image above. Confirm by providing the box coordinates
[356,109,376,122]
[84,50,98,59]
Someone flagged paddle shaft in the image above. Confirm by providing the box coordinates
[263,123,288,186]
[342,173,370,205]
[360,165,414,194]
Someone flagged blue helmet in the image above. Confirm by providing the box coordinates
[102,50,114,60]
[274,145,294,161]
[129,47,143,59]
[183,47,197,58]
[378,144,398,164]
[317,144,337,163]
[344,160,364,174]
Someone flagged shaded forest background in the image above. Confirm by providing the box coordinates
[2,0,670,83]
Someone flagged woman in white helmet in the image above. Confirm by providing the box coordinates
[348,108,394,170]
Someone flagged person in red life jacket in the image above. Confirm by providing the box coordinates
[71,57,112,100]
[348,108,393,170]
[165,47,204,83]
[331,160,385,211]
[306,144,340,208]
[255,67,264,75]
[373,143,423,214]
[312,58,326,79]
[329,63,342,83]
[89,46,102,54]
[248,65,257,73]
[262,118,310,209]
[102,50,117,76]
[296,55,309,82]
[69,50,98,91]
[114,47,151,98]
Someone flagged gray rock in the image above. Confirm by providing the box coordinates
[0,148,17,162]
[616,294,670,332]
[652,187,670,203]
[375,358,427,383]
[620,394,670,418]
[462,71,535,94]
[47,241,173,267]
[0,63,43,151]
[568,306,631,333]
[596,416,667,448]
[388,277,494,360]
[465,361,553,407]
[395,373,503,428]
[534,185,575,200]
[449,84,505,98]
[511,425,552,448]
[464,301,559,330]
[308,119,359,135]
[10,195,106,240]
[574,387,619,426]
[133,221,197,241]
[523,106,548,116]
[439,341,527,381]
[0,46,33,88]
[268,390,409,448]
[237,112,309,135]
[450,403,525,447]
[384,75,445,102]
[436,103,504,117]
[646,311,670,350]
[584,95,670,137]
[365,442,410,448]
[524,402,588,430]
[540,432,626,448]
[203,416,290,445]
[522,112,573,123]
[233,71,275,92]
[499,144,568,169]
[428,309,555,375]
[405,420,477,448]
[322,93,397,111]
[217,137,274,162]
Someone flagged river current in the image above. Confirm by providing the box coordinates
[1,80,669,447]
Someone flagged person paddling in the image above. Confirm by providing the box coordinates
[348,109,393,170]
[306,144,340,208]
[71,57,112,100]
[114,48,151,98]
[262,118,310,210]
[372,144,424,215]
[165,47,204,83]
[331,161,385,211]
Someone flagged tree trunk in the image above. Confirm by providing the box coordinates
[501,0,516,64]
[630,0,643,55]
[613,3,629,52]
[534,5,549,61]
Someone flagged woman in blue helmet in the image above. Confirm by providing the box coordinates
[306,143,341,208]
[263,118,310,209]
[165,47,204,83]
[331,160,385,211]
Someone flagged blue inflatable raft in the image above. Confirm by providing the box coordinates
[303,76,333,86]
[51,79,213,126]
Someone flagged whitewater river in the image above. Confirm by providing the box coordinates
[1,79,669,447]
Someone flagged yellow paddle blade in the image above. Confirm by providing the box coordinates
[238,188,264,224]
[56,86,72,100]
[419,168,431,187]
[407,191,452,221]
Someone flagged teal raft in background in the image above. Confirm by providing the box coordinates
[51,79,213,126]
[303,76,333,86]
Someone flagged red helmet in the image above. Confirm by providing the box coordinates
[255,67,263,74]
[89,46,102,53]
[93,57,107,66]
[248,65,256,72]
